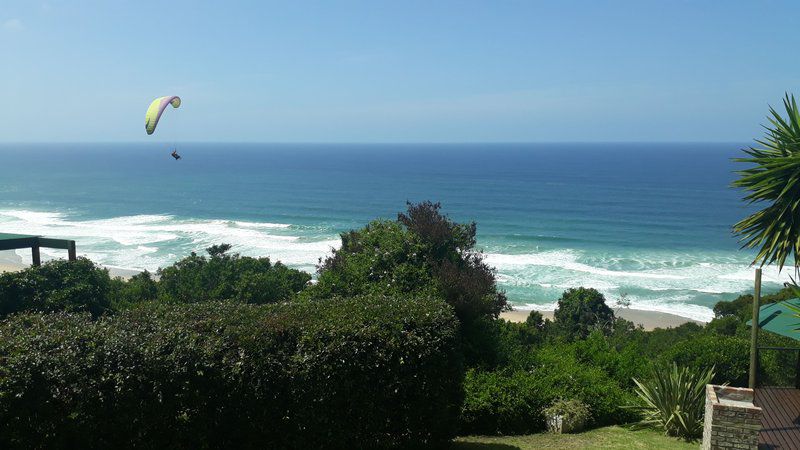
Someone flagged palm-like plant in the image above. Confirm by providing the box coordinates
[733,93,800,273]
[631,363,716,440]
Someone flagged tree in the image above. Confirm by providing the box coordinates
[306,201,508,324]
[553,287,614,339]
[733,93,800,273]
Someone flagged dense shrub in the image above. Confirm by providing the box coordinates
[543,399,590,433]
[553,287,615,340]
[0,296,463,449]
[571,330,649,388]
[460,348,637,435]
[461,317,541,370]
[306,201,508,324]
[157,244,311,304]
[705,316,747,336]
[609,321,705,358]
[0,257,112,318]
[713,286,795,321]
[662,335,749,386]
[109,270,158,307]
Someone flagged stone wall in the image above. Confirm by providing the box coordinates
[702,385,761,450]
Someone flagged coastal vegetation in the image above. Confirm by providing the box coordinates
[0,297,462,448]
[0,201,795,447]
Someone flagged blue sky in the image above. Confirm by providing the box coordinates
[1,1,799,143]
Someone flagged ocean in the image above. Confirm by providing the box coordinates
[0,142,787,321]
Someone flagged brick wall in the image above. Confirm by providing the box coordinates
[702,385,761,450]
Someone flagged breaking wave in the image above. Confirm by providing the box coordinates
[0,208,787,322]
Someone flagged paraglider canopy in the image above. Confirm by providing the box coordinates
[145,96,181,135]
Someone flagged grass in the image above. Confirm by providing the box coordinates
[452,426,698,450]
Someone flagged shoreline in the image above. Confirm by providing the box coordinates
[500,308,704,331]
[2,250,708,328]
[0,251,140,279]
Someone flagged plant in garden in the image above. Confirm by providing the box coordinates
[733,93,800,273]
[543,399,590,433]
[630,362,715,440]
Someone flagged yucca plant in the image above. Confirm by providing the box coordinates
[733,93,800,273]
[630,363,715,440]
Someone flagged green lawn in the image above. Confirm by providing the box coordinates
[453,426,698,450]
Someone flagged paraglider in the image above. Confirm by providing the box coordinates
[145,96,181,135]
[145,96,183,160]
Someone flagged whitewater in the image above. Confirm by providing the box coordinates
[0,143,790,322]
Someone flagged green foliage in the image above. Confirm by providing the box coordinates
[460,347,637,435]
[608,322,704,359]
[0,257,112,318]
[0,296,463,449]
[712,286,795,321]
[662,335,748,386]
[306,201,508,324]
[525,310,545,329]
[733,93,800,271]
[543,399,591,433]
[553,287,615,340]
[109,270,158,308]
[157,244,310,304]
[571,330,649,389]
[461,317,541,370]
[705,316,747,336]
[631,363,715,440]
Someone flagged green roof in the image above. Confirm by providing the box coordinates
[747,299,800,341]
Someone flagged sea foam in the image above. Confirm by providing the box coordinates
[0,208,787,323]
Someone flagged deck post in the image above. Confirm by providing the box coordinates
[31,245,41,267]
[795,350,800,390]
[749,268,762,389]
[67,241,76,261]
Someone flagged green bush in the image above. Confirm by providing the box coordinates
[553,287,615,340]
[305,201,508,325]
[712,286,795,321]
[0,257,112,318]
[543,399,590,433]
[631,363,714,440]
[0,296,463,449]
[157,244,311,304]
[662,335,748,386]
[571,331,649,389]
[109,270,158,308]
[705,316,747,336]
[460,348,637,435]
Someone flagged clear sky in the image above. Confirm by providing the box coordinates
[2,1,799,143]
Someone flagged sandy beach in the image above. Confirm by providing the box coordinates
[0,250,140,279]
[1,250,706,329]
[500,308,703,330]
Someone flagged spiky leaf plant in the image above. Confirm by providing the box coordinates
[733,93,800,273]
[630,363,715,440]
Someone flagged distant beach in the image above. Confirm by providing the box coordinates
[500,308,702,331]
[1,249,703,329]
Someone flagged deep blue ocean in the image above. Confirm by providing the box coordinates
[0,143,785,320]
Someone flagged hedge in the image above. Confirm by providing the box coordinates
[0,296,463,449]
[662,335,749,386]
[0,257,112,318]
[460,346,638,435]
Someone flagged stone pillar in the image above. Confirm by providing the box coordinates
[702,385,761,450]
